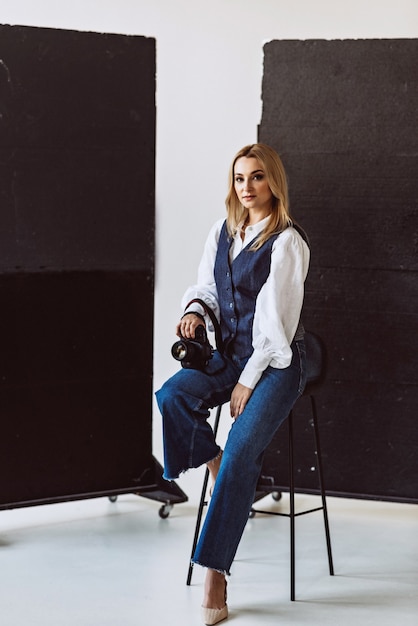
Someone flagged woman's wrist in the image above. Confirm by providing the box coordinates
[181,311,206,323]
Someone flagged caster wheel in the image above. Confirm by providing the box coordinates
[108,495,118,503]
[272,491,282,502]
[159,503,173,519]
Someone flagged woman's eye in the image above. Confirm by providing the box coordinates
[254,174,264,181]
[235,177,243,183]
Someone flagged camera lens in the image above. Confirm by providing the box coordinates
[171,341,188,361]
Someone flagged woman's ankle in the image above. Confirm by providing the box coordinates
[207,449,223,488]
[203,570,227,609]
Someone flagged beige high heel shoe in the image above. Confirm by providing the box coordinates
[201,604,228,625]
[201,579,228,625]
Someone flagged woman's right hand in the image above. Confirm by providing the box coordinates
[230,382,253,419]
[176,313,205,339]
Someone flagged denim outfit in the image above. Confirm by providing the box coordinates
[156,222,307,575]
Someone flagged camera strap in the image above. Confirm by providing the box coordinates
[185,298,224,354]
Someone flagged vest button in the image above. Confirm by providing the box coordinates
[229,302,233,309]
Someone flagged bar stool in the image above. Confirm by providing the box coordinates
[186,331,334,600]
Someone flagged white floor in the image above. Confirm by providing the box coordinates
[0,490,417,626]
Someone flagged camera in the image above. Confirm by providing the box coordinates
[171,325,214,370]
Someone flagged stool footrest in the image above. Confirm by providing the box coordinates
[251,504,325,518]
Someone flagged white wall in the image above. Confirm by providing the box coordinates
[1,0,417,501]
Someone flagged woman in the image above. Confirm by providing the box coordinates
[156,143,310,625]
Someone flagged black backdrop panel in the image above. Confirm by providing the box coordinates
[0,25,155,271]
[259,39,418,502]
[0,25,157,507]
[0,271,154,504]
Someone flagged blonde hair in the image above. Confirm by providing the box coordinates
[225,143,292,249]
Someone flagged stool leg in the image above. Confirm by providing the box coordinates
[187,467,210,585]
[186,404,223,585]
[288,410,296,601]
[310,395,334,576]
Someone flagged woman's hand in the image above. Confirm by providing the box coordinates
[176,313,205,339]
[230,383,253,419]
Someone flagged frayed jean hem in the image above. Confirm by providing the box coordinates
[163,446,222,482]
[191,559,230,577]
[162,468,189,482]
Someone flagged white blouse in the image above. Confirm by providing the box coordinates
[182,216,310,389]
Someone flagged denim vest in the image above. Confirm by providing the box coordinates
[214,220,278,358]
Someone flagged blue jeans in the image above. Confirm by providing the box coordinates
[155,340,306,575]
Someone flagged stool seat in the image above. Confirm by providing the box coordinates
[304,331,327,392]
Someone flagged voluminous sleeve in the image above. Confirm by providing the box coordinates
[238,227,310,389]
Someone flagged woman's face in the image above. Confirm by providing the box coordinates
[233,156,273,215]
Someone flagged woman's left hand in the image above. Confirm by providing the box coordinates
[230,383,253,419]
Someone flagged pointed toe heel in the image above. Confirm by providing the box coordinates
[201,604,228,625]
